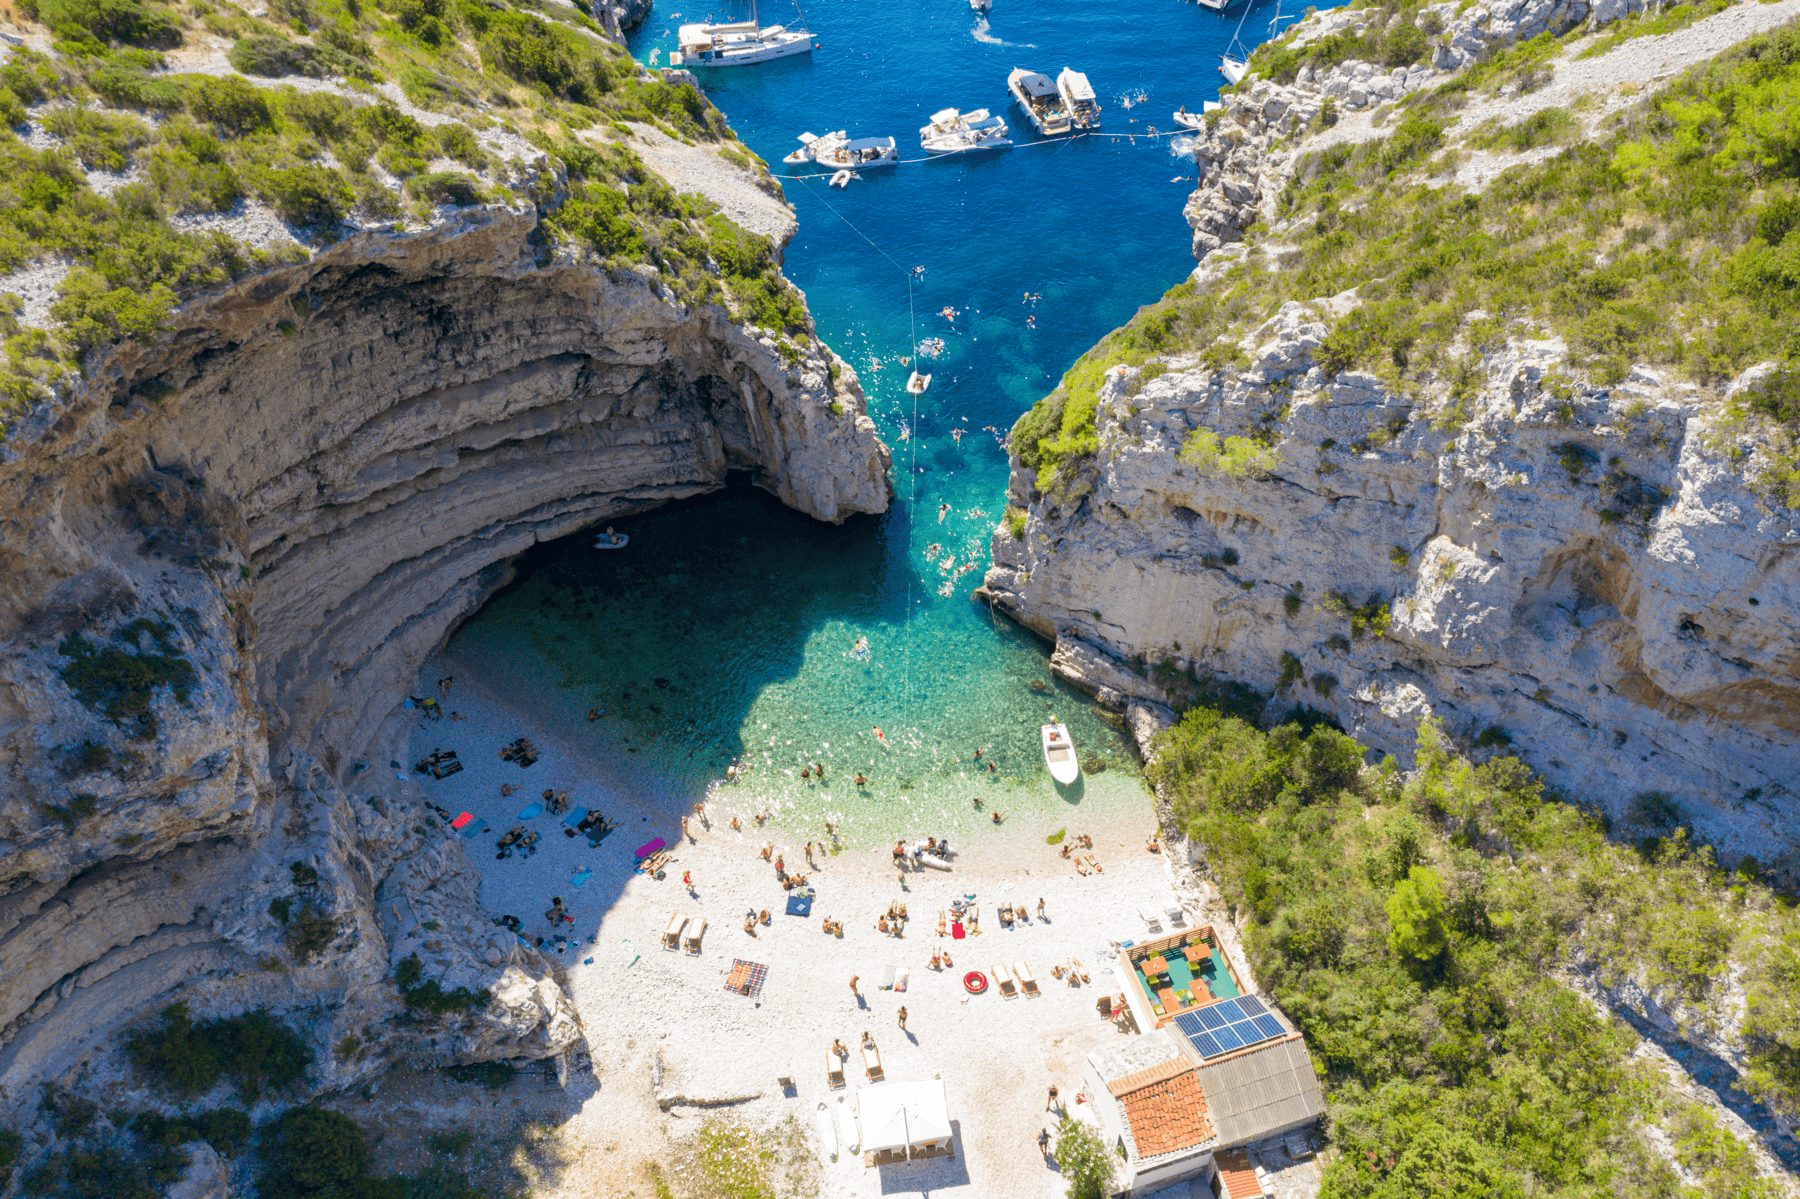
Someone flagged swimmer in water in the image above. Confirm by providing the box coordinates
[854,773,868,786]
[873,726,889,748]
[853,635,870,660]
[938,502,950,523]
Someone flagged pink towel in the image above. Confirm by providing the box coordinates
[952,922,966,940]
[451,812,474,830]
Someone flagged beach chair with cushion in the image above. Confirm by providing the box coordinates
[1015,961,1039,996]
[827,1049,845,1088]
[1138,905,1163,933]
[862,1041,883,1080]
[663,912,687,950]
[683,917,707,954]
[993,963,1017,998]
[1164,899,1187,927]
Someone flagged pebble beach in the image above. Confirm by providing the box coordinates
[401,633,1214,1197]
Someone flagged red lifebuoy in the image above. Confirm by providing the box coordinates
[963,971,988,994]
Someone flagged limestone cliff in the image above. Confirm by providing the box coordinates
[983,1,1800,869]
[0,200,889,1112]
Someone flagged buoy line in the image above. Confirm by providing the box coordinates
[780,127,1195,180]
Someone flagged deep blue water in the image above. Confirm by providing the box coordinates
[432,0,1322,844]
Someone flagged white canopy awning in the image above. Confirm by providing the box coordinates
[857,1079,953,1154]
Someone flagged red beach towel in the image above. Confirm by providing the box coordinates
[952,922,966,940]
[451,812,474,830]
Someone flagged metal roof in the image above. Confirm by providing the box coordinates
[1195,1036,1325,1148]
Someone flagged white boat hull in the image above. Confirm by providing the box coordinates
[1220,56,1247,84]
[1042,723,1079,785]
[672,28,813,67]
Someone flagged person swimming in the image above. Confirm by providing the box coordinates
[938,502,950,523]
[873,726,888,748]
[853,635,870,661]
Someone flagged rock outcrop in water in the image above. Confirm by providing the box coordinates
[984,1,1800,868]
[0,200,889,1108]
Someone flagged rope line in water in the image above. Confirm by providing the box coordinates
[782,127,1196,180]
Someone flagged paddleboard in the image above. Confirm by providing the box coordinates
[836,1094,860,1153]
[814,1100,838,1161]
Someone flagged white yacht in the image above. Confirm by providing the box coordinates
[783,130,899,169]
[1007,69,1071,136]
[919,107,1013,155]
[1056,68,1101,129]
[670,1,813,67]
[1220,56,1247,84]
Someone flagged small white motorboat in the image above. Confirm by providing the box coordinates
[919,107,1013,155]
[814,1101,838,1162]
[1171,104,1220,131]
[1220,55,1247,84]
[907,371,931,394]
[829,168,854,187]
[785,130,899,169]
[1056,68,1101,129]
[1042,723,1079,785]
[910,842,951,870]
[594,530,629,550]
[836,1094,860,1153]
[970,0,990,9]
[670,0,813,67]
[1008,68,1072,136]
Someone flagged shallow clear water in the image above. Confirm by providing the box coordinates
[438,0,1325,842]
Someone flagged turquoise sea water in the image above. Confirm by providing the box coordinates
[439,0,1319,844]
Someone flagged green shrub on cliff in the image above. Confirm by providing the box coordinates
[1149,710,1799,1197]
[126,1004,313,1102]
[56,618,196,740]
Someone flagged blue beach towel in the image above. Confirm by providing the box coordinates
[784,893,813,917]
[458,820,488,840]
[517,802,543,820]
[562,806,589,828]
[571,867,592,887]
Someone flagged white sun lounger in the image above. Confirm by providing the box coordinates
[1016,961,1040,996]
[683,916,706,953]
[663,912,687,950]
[1138,905,1163,933]
[826,1049,845,1088]
[863,1040,883,1080]
[994,963,1017,998]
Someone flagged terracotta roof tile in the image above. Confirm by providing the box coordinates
[1215,1148,1263,1198]
[1113,1061,1213,1159]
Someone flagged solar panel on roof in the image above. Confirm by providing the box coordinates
[1198,1004,1231,1030]
[1191,1031,1222,1059]
[1174,1011,1206,1038]
[1211,1023,1244,1051]
[1249,1013,1283,1040]
[1236,995,1267,1017]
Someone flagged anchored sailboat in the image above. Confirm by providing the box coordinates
[670,0,813,67]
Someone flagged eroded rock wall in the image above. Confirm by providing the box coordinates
[982,327,1799,865]
[0,202,889,1111]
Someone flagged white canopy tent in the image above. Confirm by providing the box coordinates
[857,1079,953,1162]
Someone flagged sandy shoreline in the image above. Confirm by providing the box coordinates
[400,636,1209,1198]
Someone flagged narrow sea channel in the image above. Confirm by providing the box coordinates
[434,0,1327,843]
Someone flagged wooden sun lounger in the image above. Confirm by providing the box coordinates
[683,917,706,953]
[1015,961,1039,996]
[662,912,687,950]
[827,1049,845,1088]
[993,963,1017,998]
[863,1041,883,1080]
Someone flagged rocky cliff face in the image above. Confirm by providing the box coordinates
[0,201,889,1111]
[984,0,1800,868]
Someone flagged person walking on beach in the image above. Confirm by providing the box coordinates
[1038,1128,1051,1157]
[897,1006,908,1031]
[1047,1084,1059,1112]
[682,870,695,895]
[849,975,860,998]
[1037,897,1047,920]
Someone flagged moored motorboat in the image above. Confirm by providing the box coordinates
[1171,104,1222,130]
[784,130,899,169]
[919,107,1013,155]
[830,168,853,187]
[594,528,629,550]
[1008,68,1071,136]
[1042,722,1079,785]
[670,0,812,67]
[1056,68,1101,129]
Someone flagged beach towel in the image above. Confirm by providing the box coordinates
[635,837,666,860]
[517,802,543,820]
[952,922,966,939]
[725,959,767,999]
[451,812,474,830]
[878,965,896,990]
[784,893,813,917]
[562,806,589,829]
[895,968,909,992]
[458,819,487,840]
[571,868,592,887]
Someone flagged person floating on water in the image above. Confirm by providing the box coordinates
[853,636,870,661]
[873,726,889,749]
[938,502,950,523]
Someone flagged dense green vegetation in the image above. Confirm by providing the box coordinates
[125,1003,313,1102]
[0,0,806,421]
[394,952,491,1015]
[1148,705,1799,1197]
[1011,22,1800,509]
[1052,1117,1114,1199]
[56,618,197,741]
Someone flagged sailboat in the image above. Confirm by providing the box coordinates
[670,0,813,67]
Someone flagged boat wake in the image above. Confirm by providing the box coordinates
[971,17,1035,47]
[1169,134,1198,158]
